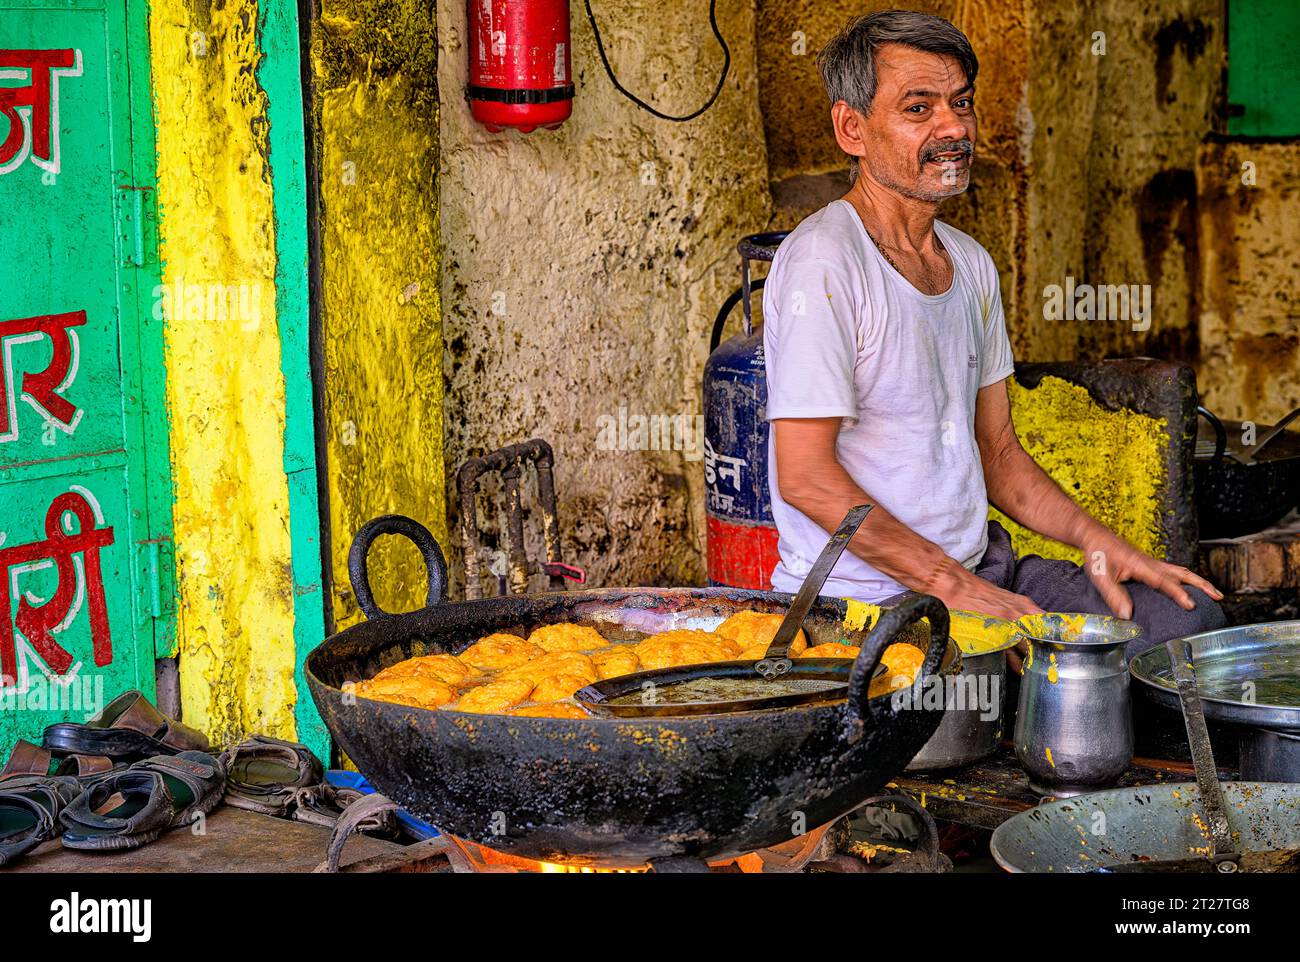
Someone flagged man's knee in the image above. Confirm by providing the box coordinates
[1129,584,1227,655]
[1184,585,1228,633]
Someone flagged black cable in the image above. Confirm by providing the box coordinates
[584,0,730,122]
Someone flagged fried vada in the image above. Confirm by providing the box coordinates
[878,642,924,689]
[450,679,535,714]
[353,675,456,710]
[634,630,731,670]
[459,633,544,671]
[589,645,641,680]
[716,610,807,657]
[799,642,862,659]
[498,651,597,686]
[528,672,592,703]
[527,623,609,653]
[374,653,481,688]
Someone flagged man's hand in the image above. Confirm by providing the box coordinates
[1078,530,1224,620]
[929,557,1043,621]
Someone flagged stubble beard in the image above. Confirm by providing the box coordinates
[868,158,972,204]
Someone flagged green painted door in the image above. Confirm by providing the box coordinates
[0,0,172,748]
[1227,0,1300,137]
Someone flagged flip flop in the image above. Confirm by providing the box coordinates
[59,751,225,852]
[1,739,119,783]
[218,734,324,816]
[0,775,82,866]
[43,690,209,761]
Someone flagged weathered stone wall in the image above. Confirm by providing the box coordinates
[1196,140,1300,424]
[437,0,771,593]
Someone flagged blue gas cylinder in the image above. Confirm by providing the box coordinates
[703,232,788,589]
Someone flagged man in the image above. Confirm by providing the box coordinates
[764,10,1224,656]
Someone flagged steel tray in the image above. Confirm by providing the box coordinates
[1130,621,1300,732]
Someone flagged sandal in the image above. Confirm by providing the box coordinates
[59,751,225,851]
[218,735,324,816]
[0,775,82,866]
[291,782,397,835]
[43,690,209,761]
[1,739,119,783]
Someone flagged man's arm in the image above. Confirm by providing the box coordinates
[975,377,1223,618]
[773,417,1043,620]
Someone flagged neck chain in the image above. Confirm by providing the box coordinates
[862,224,903,274]
[860,218,946,278]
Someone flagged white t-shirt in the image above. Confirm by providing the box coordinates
[763,199,1015,602]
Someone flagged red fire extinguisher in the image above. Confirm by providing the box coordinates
[467,0,574,133]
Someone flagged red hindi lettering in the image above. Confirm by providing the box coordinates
[0,48,77,168]
[0,490,114,685]
[0,310,86,438]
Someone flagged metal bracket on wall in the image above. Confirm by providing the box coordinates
[456,438,585,599]
[137,536,176,628]
[114,185,150,268]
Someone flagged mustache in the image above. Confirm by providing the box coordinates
[920,140,974,163]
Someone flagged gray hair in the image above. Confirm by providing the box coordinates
[817,10,979,120]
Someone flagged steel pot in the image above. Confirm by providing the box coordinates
[305,515,959,869]
[1014,613,1142,795]
[907,646,1007,771]
[1239,727,1300,783]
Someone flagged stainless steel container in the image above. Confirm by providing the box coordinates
[908,646,1007,771]
[1239,727,1300,782]
[1014,613,1143,796]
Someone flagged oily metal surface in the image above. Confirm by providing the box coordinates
[1131,621,1300,731]
[306,586,955,868]
[990,782,1300,873]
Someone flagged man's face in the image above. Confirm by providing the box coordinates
[854,44,977,202]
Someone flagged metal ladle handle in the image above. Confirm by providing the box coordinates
[1246,404,1300,464]
[1165,636,1239,871]
[756,504,872,678]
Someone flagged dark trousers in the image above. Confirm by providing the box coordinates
[973,521,1226,657]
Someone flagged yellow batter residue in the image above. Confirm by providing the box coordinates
[1047,653,1059,684]
[1017,612,1091,643]
[843,599,881,632]
[845,601,1020,656]
[948,612,1021,654]
[990,375,1169,563]
[1045,746,1056,768]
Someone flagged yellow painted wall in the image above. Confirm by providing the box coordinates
[150,0,300,744]
[310,0,445,627]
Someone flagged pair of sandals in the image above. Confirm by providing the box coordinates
[1,689,221,863]
[220,735,394,834]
